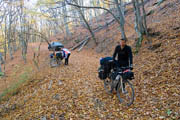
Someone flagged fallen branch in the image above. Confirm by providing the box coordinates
[78,38,90,52]
[48,80,53,90]
[71,39,88,50]
[71,17,123,51]
[71,19,115,51]
[73,36,90,51]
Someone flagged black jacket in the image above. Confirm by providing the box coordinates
[113,45,133,67]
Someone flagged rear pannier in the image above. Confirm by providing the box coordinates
[98,57,114,80]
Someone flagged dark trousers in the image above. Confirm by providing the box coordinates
[65,53,70,65]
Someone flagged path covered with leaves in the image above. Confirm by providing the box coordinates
[0,47,179,119]
[0,0,180,119]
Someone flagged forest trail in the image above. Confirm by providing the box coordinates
[0,45,179,119]
[0,0,180,119]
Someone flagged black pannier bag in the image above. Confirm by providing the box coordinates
[123,70,134,80]
[98,57,114,80]
[98,66,107,80]
[56,52,64,60]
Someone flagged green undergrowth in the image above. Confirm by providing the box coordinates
[0,67,33,102]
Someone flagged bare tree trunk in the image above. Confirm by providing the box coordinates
[93,0,100,25]
[62,1,71,36]
[132,0,142,38]
[77,0,85,25]
[12,25,17,52]
[4,16,7,63]
[20,0,27,63]
[7,2,14,60]
[0,53,3,73]
[141,0,148,36]
[135,0,145,34]
[119,0,125,18]
[1,19,7,75]
[73,0,97,45]
[0,63,2,73]
[78,8,97,45]
[132,0,148,52]
[114,0,127,40]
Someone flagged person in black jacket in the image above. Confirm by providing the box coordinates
[113,38,133,69]
[113,38,133,93]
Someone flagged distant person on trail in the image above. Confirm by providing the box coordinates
[62,48,71,65]
[55,47,64,60]
[113,38,133,69]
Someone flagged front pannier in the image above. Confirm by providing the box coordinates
[123,71,134,80]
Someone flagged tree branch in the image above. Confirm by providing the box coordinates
[65,0,135,30]
[65,0,122,25]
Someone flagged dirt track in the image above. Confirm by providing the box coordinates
[0,0,180,119]
[0,46,179,119]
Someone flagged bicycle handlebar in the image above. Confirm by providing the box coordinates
[113,67,132,74]
[114,66,130,70]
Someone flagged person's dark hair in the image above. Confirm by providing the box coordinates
[120,38,127,42]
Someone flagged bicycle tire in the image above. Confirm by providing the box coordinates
[103,78,113,94]
[57,58,62,66]
[116,76,134,106]
[50,58,58,67]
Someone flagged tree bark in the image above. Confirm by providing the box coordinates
[141,0,148,36]
[62,1,71,36]
[73,0,97,45]
[114,0,127,40]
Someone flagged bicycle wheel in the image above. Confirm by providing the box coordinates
[50,58,58,67]
[103,78,113,94]
[116,76,134,106]
[57,58,62,66]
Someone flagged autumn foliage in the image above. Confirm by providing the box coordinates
[0,0,180,119]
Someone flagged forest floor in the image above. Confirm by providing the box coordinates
[0,0,180,119]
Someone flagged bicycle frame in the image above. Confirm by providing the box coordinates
[50,53,63,67]
[115,71,126,93]
[103,66,134,106]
